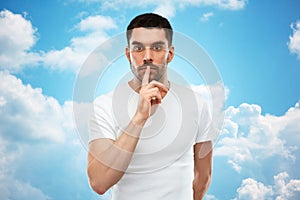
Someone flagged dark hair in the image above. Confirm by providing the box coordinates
[126,13,173,46]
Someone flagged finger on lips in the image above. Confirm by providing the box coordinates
[141,65,168,101]
[142,66,150,86]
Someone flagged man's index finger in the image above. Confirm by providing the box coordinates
[142,66,150,86]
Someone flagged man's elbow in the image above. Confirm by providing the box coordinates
[193,173,212,193]
[89,177,109,195]
[87,166,110,195]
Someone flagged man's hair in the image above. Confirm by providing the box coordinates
[126,13,173,46]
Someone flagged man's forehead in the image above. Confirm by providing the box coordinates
[129,27,168,44]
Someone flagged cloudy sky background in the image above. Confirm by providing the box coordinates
[0,0,300,199]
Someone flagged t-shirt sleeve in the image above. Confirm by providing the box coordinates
[195,96,217,143]
[88,95,117,143]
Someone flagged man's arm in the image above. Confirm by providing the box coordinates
[193,141,213,200]
[87,118,145,195]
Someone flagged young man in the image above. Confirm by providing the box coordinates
[88,13,215,200]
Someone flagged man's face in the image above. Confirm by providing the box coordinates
[126,28,174,82]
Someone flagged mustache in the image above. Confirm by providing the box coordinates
[137,63,159,71]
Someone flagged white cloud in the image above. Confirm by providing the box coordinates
[0,10,41,72]
[0,71,68,142]
[1,4,246,74]
[78,0,247,16]
[43,15,117,72]
[0,175,51,200]
[0,130,51,199]
[215,101,300,172]
[274,172,300,200]
[235,178,273,200]
[200,12,214,22]
[191,83,229,109]
[0,134,94,199]
[0,9,117,73]
[228,159,242,173]
[204,194,219,200]
[235,172,300,200]
[288,20,300,59]
[0,72,97,199]
[215,0,247,10]
[153,2,176,18]
[76,15,117,32]
[72,101,93,147]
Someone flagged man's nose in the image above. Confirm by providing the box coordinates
[143,48,153,63]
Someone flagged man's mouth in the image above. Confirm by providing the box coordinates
[138,64,159,71]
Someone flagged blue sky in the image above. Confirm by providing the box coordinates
[0,0,300,199]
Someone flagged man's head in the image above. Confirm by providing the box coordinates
[126,13,174,83]
[126,13,173,47]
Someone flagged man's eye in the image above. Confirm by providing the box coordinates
[133,46,144,52]
[152,44,162,51]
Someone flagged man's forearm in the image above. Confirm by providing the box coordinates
[88,118,146,194]
[193,176,211,200]
[193,141,213,200]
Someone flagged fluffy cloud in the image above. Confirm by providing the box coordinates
[204,194,219,200]
[235,178,273,200]
[0,174,50,200]
[0,71,68,142]
[1,3,247,73]
[0,71,298,199]
[273,172,300,199]
[0,70,95,145]
[0,135,95,199]
[288,20,300,59]
[0,9,117,73]
[0,10,40,72]
[81,0,247,18]
[215,101,300,172]
[153,1,177,18]
[43,15,117,72]
[0,72,98,199]
[235,172,300,200]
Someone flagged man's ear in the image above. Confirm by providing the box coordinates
[125,46,131,63]
[167,45,175,63]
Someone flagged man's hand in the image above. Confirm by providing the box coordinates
[135,66,168,122]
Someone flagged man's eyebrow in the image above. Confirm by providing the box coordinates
[130,41,166,45]
[131,41,143,45]
[152,41,166,45]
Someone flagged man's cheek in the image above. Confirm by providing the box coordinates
[130,56,141,66]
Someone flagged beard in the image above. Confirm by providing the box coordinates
[131,62,167,82]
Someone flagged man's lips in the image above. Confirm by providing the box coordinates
[139,67,157,71]
[138,65,159,71]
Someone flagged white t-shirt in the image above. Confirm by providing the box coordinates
[89,82,215,200]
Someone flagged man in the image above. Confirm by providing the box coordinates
[88,13,215,200]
